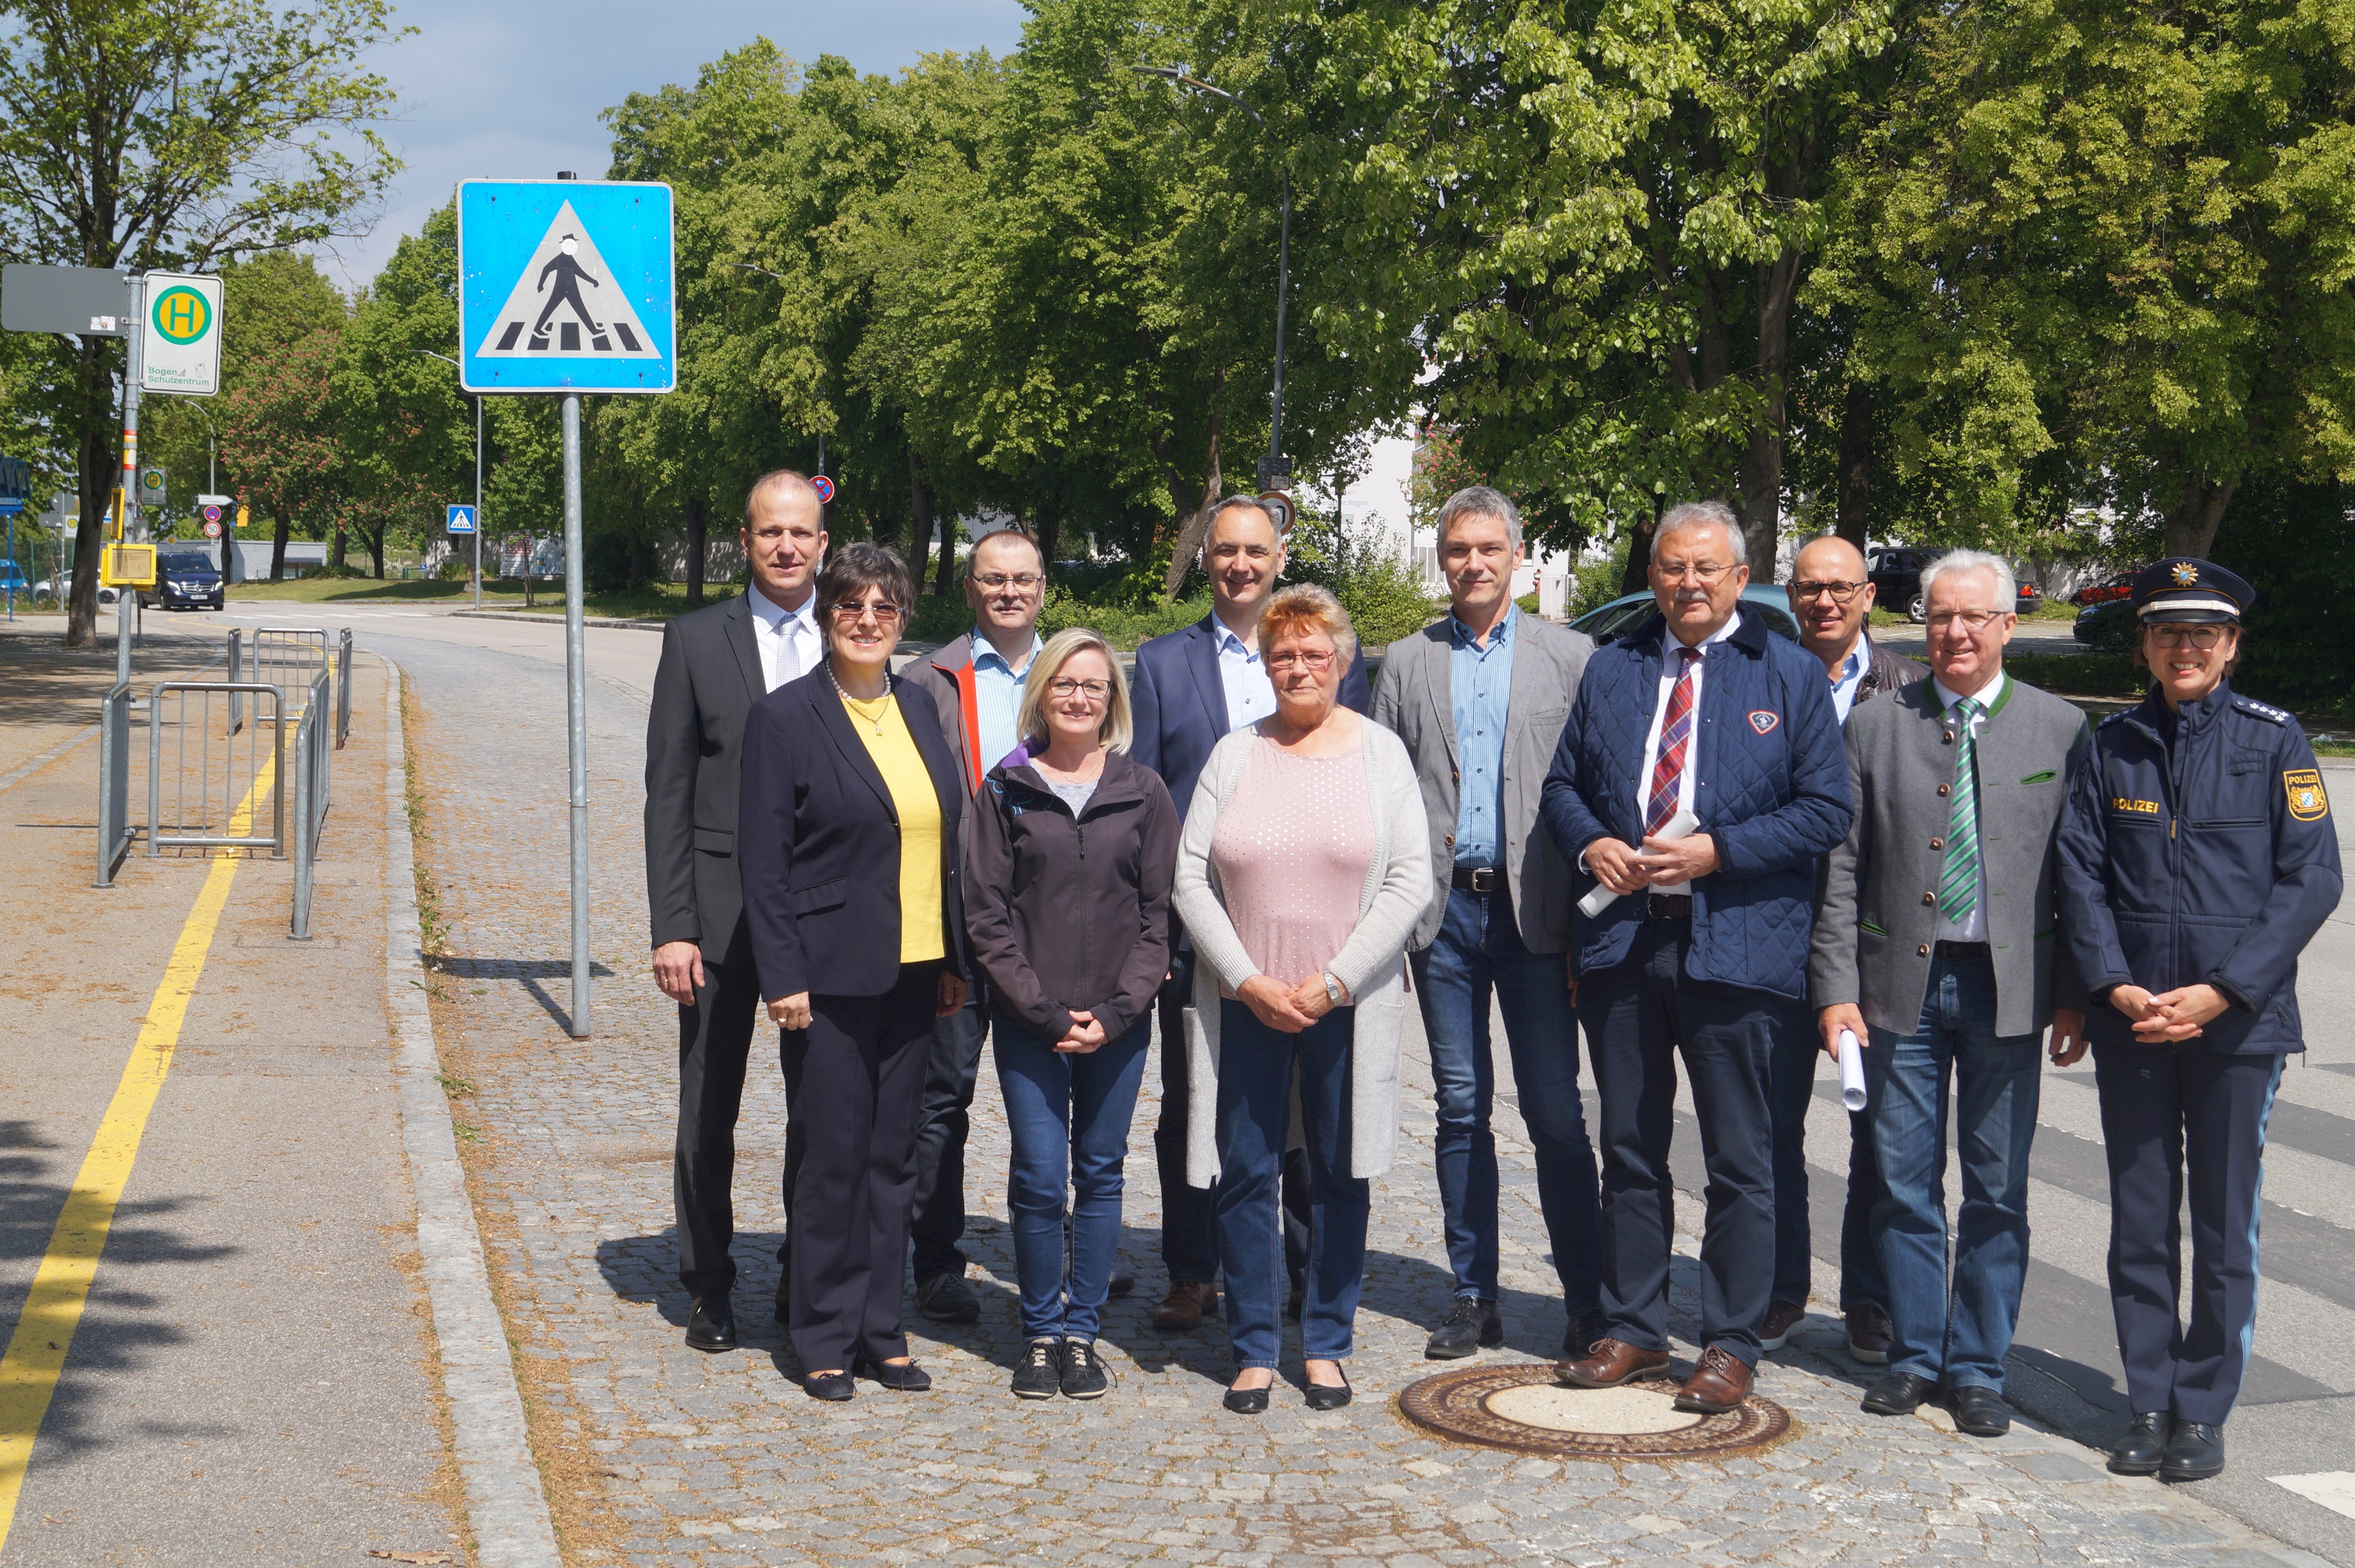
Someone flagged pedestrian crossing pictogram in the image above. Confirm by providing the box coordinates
[474,201,660,361]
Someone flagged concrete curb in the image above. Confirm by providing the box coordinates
[382,660,563,1568]
[451,608,668,631]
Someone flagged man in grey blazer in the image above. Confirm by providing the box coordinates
[645,469,827,1355]
[1810,547,2091,1438]
[1373,485,1601,1360]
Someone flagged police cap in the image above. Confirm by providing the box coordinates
[2132,558,2253,625]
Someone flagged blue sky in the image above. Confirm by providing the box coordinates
[324,1,1029,290]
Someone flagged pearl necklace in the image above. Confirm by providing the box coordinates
[829,666,892,736]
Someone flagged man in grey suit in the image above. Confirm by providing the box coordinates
[645,469,827,1355]
[1811,547,2091,1438]
[1373,485,1602,1360]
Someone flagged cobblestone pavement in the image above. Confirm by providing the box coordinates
[385,624,2326,1568]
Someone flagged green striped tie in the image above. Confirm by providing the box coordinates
[1939,695,1982,922]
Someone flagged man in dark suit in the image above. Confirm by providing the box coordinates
[644,469,827,1354]
[1129,494,1370,1329]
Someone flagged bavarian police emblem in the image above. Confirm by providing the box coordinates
[2286,769,2329,821]
[2172,562,2200,586]
[1747,711,1779,735]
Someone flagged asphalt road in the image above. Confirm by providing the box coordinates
[225,596,2355,1566]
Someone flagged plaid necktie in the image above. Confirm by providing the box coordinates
[1939,695,1983,922]
[1645,647,1700,838]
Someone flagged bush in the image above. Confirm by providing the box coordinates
[1284,511,1444,647]
[1571,534,1634,617]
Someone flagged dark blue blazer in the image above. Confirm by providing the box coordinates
[1130,612,1373,818]
[1539,608,1851,998]
[738,668,971,1003]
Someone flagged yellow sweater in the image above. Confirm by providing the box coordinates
[841,689,944,964]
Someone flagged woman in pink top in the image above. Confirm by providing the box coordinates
[1171,585,1433,1415]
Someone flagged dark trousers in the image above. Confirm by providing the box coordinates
[2093,1041,2283,1425]
[780,962,940,1373]
[1155,945,1310,1292]
[1766,1021,1889,1309]
[1575,918,1779,1366]
[673,956,768,1297]
[909,992,988,1282]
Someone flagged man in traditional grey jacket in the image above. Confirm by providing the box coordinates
[1811,547,2092,1439]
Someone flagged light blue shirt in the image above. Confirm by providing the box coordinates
[1214,619,1276,733]
[1829,639,1869,723]
[1449,605,1516,868]
[972,630,1041,773]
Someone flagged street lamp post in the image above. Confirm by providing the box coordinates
[1132,65,1292,493]
[413,349,484,608]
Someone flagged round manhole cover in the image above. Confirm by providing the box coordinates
[1398,1362,1791,1459]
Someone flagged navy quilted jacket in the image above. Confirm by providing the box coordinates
[1540,608,1852,998]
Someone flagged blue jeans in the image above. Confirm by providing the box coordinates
[1865,950,2041,1392]
[1214,999,1370,1368]
[994,1018,1151,1340]
[1767,1020,1888,1309]
[1410,884,1601,1311]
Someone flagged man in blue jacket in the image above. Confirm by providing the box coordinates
[1541,501,1851,1414]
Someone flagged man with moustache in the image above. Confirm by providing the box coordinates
[645,469,827,1352]
[1130,495,1371,1330]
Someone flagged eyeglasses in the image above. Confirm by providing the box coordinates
[1926,609,2008,633]
[1656,561,1736,585]
[830,600,903,624]
[1046,676,1111,700]
[1792,579,1866,604]
[1267,649,1336,673]
[2149,624,2227,649]
[973,572,1043,592]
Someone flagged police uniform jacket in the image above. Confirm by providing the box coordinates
[2054,680,2342,1055]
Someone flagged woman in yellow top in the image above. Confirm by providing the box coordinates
[738,543,971,1401]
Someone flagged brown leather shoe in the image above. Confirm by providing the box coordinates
[1844,1301,1892,1366]
[1674,1345,1754,1413]
[1554,1337,1673,1389]
[1758,1298,1808,1352]
[1152,1280,1219,1332]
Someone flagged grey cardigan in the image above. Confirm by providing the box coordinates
[1372,610,1594,953]
[1811,673,2095,1038]
[1171,717,1434,1189]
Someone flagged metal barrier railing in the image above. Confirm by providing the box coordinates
[95,681,136,886]
[252,627,331,718]
[147,681,286,857]
[290,669,331,939]
[335,628,353,748]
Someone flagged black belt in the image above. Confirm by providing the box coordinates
[1933,940,1990,959]
[1646,894,1693,920]
[1451,866,1503,894]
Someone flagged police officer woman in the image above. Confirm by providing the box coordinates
[2055,559,2343,1481]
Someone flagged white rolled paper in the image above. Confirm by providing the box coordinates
[1838,1029,1867,1111]
[1577,809,1700,918]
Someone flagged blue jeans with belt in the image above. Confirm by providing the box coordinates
[1409,881,1602,1313]
[1864,949,2042,1393]
[993,1018,1152,1341]
[1213,998,1369,1369]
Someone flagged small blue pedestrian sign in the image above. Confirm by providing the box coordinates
[447,504,477,534]
[457,179,675,394]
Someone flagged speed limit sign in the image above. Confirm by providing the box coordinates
[203,519,221,538]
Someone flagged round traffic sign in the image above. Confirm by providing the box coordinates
[1256,489,1297,536]
[151,285,213,344]
[812,474,836,505]
[203,520,221,538]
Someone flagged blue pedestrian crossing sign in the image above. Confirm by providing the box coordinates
[447,504,478,534]
[457,179,675,394]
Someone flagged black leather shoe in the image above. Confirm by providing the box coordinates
[854,1358,933,1391]
[1949,1385,2011,1437]
[1861,1371,1939,1416]
[1425,1296,1502,1359]
[684,1294,737,1353]
[803,1371,854,1402]
[2161,1420,2226,1481]
[1563,1309,1609,1360]
[2108,1412,2173,1475]
[915,1271,982,1324]
[1109,1267,1136,1298]
[1303,1368,1352,1412]
[1223,1380,1271,1415]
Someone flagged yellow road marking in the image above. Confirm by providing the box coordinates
[0,753,275,1548]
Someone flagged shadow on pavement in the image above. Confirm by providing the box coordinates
[427,955,618,1034]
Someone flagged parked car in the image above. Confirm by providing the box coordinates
[140,550,225,612]
[30,576,115,605]
[1869,546,2044,621]
[2075,597,2137,649]
[2070,570,2138,608]
[1571,584,1803,644]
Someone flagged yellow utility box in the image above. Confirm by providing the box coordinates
[101,543,156,588]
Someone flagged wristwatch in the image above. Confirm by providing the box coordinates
[1322,972,1344,1006]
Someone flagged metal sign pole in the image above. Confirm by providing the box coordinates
[562,392,590,1038]
[117,274,144,689]
[473,393,484,609]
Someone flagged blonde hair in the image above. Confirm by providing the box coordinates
[1257,582,1359,668]
[1018,627,1133,754]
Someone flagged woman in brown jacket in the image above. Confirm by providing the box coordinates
[963,628,1179,1401]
